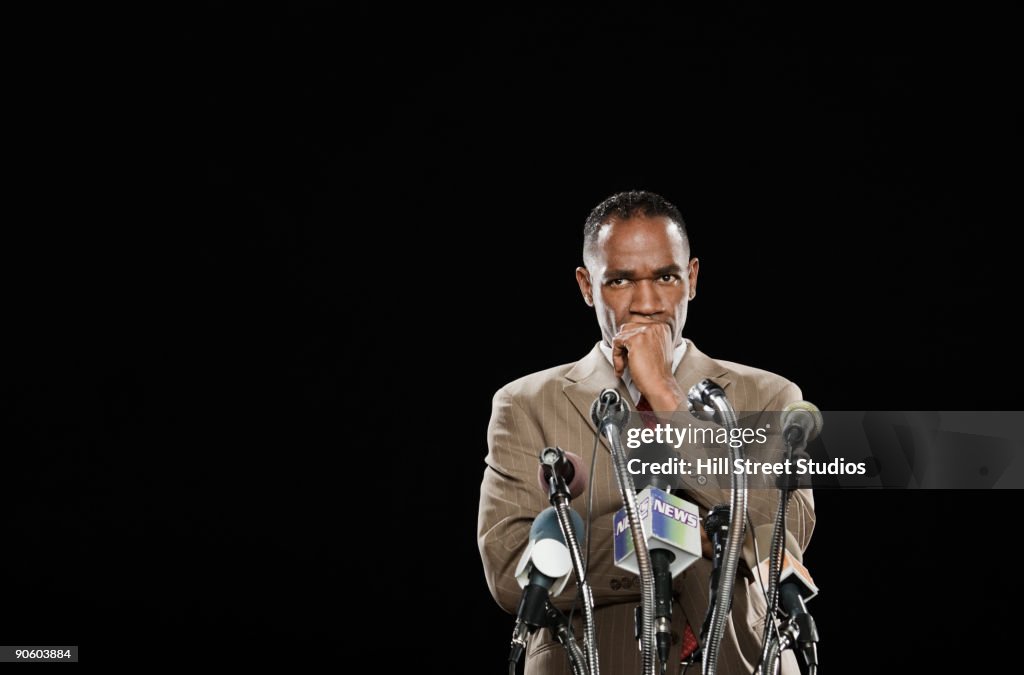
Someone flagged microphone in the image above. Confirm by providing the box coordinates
[650,549,674,671]
[538,446,598,674]
[590,387,630,430]
[699,504,732,648]
[509,506,586,667]
[779,581,819,671]
[686,378,730,426]
[781,401,823,446]
[755,549,818,604]
[613,447,701,671]
[537,447,587,500]
[629,441,686,669]
[705,505,731,573]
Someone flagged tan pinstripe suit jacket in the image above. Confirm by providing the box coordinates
[478,340,814,675]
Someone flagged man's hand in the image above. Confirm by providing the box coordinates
[612,321,685,411]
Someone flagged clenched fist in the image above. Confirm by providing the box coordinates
[611,321,686,412]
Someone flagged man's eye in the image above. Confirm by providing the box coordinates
[659,274,680,283]
[607,279,629,287]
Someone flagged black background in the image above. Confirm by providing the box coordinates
[5,2,1022,669]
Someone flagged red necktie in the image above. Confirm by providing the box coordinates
[635,394,658,428]
[635,395,700,664]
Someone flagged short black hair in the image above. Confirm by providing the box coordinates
[583,190,689,265]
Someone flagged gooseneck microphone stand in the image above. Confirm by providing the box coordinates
[757,437,795,675]
[591,389,657,675]
[758,419,820,675]
[540,447,597,675]
[687,379,747,675]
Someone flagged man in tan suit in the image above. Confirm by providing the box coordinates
[478,191,814,675]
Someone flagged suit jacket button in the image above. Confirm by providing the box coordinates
[610,579,621,590]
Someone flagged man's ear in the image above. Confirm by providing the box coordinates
[576,267,594,306]
[687,257,699,300]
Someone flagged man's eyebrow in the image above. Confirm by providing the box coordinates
[603,265,683,280]
[603,269,636,280]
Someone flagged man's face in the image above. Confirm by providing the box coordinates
[576,215,699,348]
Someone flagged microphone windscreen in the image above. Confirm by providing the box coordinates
[536,450,588,499]
[782,401,824,442]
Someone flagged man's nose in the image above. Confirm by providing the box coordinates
[629,280,664,316]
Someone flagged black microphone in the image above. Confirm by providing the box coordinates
[700,508,733,635]
[631,441,684,669]
[508,507,585,667]
[706,505,731,571]
[649,547,673,671]
[590,387,630,429]
[780,581,819,671]
[698,505,732,650]
[537,447,587,500]
[781,401,823,447]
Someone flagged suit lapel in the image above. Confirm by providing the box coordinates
[671,340,734,509]
[562,343,632,452]
[672,339,732,395]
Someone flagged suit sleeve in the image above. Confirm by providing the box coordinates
[477,386,551,615]
[741,380,816,569]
